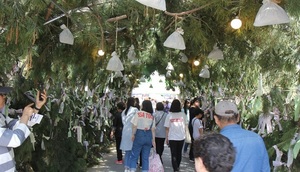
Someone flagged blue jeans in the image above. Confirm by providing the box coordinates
[129,129,152,172]
[124,150,132,169]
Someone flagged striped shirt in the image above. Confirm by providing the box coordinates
[0,108,31,172]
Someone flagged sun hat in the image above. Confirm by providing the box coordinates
[215,100,238,117]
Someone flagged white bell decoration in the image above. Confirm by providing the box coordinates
[114,71,123,78]
[166,70,172,78]
[127,45,136,60]
[123,75,131,85]
[254,0,290,27]
[208,44,224,60]
[136,0,166,11]
[166,62,174,71]
[163,28,186,50]
[59,24,74,45]
[106,51,124,71]
[199,65,210,78]
[179,52,188,63]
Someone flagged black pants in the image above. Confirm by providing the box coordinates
[169,140,184,172]
[155,137,165,163]
[115,136,122,161]
[189,138,194,161]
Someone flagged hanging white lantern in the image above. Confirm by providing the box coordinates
[166,62,174,71]
[208,44,224,60]
[230,17,242,29]
[179,52,188,63]
[106,51,124,71]
[127,45,136,60]
[59,24,74,45]
[253,0,290,27]
[199,65,210,78]
[163,28,186,50]
[135,0,166,11]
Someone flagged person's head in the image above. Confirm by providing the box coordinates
[191,97,201,108]
[183,99,190,113]
[116,102,125,112]
[156,102,164,111]
[141,100,153,114]
[194,133,236,172]
[0,86,12,108]
[169,99,181,112]
[214,100,239,129]
[195,108,204,119]
[124,97,135,115]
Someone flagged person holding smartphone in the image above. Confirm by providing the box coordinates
[0,86,47,172]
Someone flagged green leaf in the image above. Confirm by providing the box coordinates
[293,139,300,159]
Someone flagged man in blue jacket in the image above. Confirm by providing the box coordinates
[214,100,270,172]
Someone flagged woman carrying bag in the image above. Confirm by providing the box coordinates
[129,100,156,172]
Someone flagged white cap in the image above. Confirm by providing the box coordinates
[215,100,238,117]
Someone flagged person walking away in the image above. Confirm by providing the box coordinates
[110,102,126,164]
[164,99,188,172]
[188,97,201,161]
[120,97,138,172]
[129,100,156,172]
[193,133,236,172]
[214,100,270,172]
[0,86,47,172]
[154,102,167,163]
[182,99,190,157]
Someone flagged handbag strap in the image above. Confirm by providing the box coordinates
[155,112,165,126]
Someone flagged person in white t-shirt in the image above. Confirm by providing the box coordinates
[191,108,204,140]
[164,99,188,172]
[129,100,156,172]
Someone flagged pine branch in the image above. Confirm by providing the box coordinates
[164,2,215,17]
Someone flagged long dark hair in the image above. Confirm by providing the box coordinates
[124,97,135,115]
[183,99,190,114]
[169,99,181,113]
[141,100,153,114]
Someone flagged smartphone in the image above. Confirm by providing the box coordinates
[38,83,44,101]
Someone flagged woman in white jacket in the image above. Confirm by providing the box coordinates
[120,97,138,172]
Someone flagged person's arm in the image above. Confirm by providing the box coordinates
[131,125,137,141]
[0,104,34,148]
[199,128,203,135]
[165,127,169,145]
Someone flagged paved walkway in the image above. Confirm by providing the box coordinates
[88,144,195,172]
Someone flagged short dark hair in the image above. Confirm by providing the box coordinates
[156,102,164,111]
[194,133,235,172]
[141,100,153,114]
[117,102,125,110]
[194,108,204,116]
[169,99,181,112]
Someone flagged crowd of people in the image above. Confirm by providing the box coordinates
[110,96,271,172]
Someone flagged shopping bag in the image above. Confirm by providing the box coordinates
[149,149,164,172]
[185,126,191,143]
